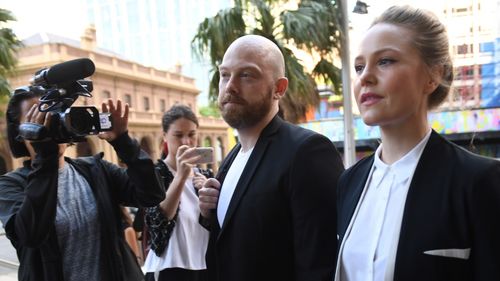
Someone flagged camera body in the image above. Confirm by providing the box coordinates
[17,58,112,143]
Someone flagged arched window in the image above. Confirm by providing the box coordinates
[124,94,132,108]
[102,90,111,100]
[143,97,150,111]
[203,137,214,170]
[216,137,224,165]
[160,99,166,112]
[140,137,153,158]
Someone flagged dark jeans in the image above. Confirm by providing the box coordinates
[145,268,207,281]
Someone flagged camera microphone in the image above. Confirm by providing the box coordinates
[30,58,95,86]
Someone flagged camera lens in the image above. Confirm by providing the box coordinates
[63,107,93,136]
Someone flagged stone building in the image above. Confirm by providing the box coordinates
[2,27,229,173]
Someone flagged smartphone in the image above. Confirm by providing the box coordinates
[192,147,214,164]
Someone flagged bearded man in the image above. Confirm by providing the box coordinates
[198,35,345,281]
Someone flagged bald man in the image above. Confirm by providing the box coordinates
[198,35,345,281]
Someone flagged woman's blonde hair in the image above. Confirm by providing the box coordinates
[371,5,454,109]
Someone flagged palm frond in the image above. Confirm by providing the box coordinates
[0,8,21,99]
[249,0,275,35]
[208,67,220,105]
[281,47,318,123]
[192,7,246,67]
[281,0,341,55]
[312,59,342,95]
[191,0,343,123]
[0,9,16,23]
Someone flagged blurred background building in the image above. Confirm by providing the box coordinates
[301,0,500,160]
[83,0,233,106]
[3,26,228,174]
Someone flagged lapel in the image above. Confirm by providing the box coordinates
[399,130,446,238]
[217,115,283,240]
[216,143,241,185]
[394,130,451,274]
[338,156,374,240]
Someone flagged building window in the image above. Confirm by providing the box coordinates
[455,65,474,80]
[124,94,132,108]
[144,97,150,111]
[452,7,469,14]
[160,99,166,112]
[457,44,468,54]
[456,44,473,55]
[102,90,111,100]
[453,86,475,102]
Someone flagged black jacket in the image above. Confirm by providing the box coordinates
[336,131,500,280]
[205,116,345,281]
[0,133,165,281]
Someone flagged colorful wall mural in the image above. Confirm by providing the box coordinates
[301,107,500,142]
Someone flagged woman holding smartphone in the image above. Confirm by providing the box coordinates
[143,104,213,281]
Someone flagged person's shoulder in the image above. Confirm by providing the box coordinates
[155,159,174,179]
[0,166,29,185]
[345,154,374,175]
[435,134,498,168]
[453,144,499,172]
[430,133,499,178]
[281,121,326,141]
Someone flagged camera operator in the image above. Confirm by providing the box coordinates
[0,87,165,281]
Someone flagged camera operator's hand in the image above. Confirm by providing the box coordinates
[22,103,52,142]
[98,99,129,142]
[23,103,65,162]
[25,103,50,131]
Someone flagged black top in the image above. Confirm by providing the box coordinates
[0,133,165,281]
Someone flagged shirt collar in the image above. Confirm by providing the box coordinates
[373,129,432,184]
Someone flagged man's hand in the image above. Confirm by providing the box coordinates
[98,99,129,142]
[198,178,221,219]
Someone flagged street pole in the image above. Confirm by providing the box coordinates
[340,0,356,168]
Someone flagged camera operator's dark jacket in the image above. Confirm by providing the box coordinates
[0,133,165,281]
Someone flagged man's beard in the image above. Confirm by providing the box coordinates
[219,90,273,130]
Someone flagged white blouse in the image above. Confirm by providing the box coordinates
[143,176,209,272]
[338,129,431,281]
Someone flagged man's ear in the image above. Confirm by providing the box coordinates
[274,77,288,99]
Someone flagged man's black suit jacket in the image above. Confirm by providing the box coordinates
[336,131,500,280]
[205,115,345,281]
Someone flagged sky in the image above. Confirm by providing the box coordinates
[0,0,397,41]
[1,0,87,40]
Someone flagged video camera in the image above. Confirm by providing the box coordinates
[17,58,112,143]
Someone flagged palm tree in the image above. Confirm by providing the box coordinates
[192,0,344,123]
[0,8,22,97]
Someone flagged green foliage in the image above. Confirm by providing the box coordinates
[0,8,22,98]
[198,104,221,118]
[192,0,342,123]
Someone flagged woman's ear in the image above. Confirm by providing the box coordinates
[425,65,444,95]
